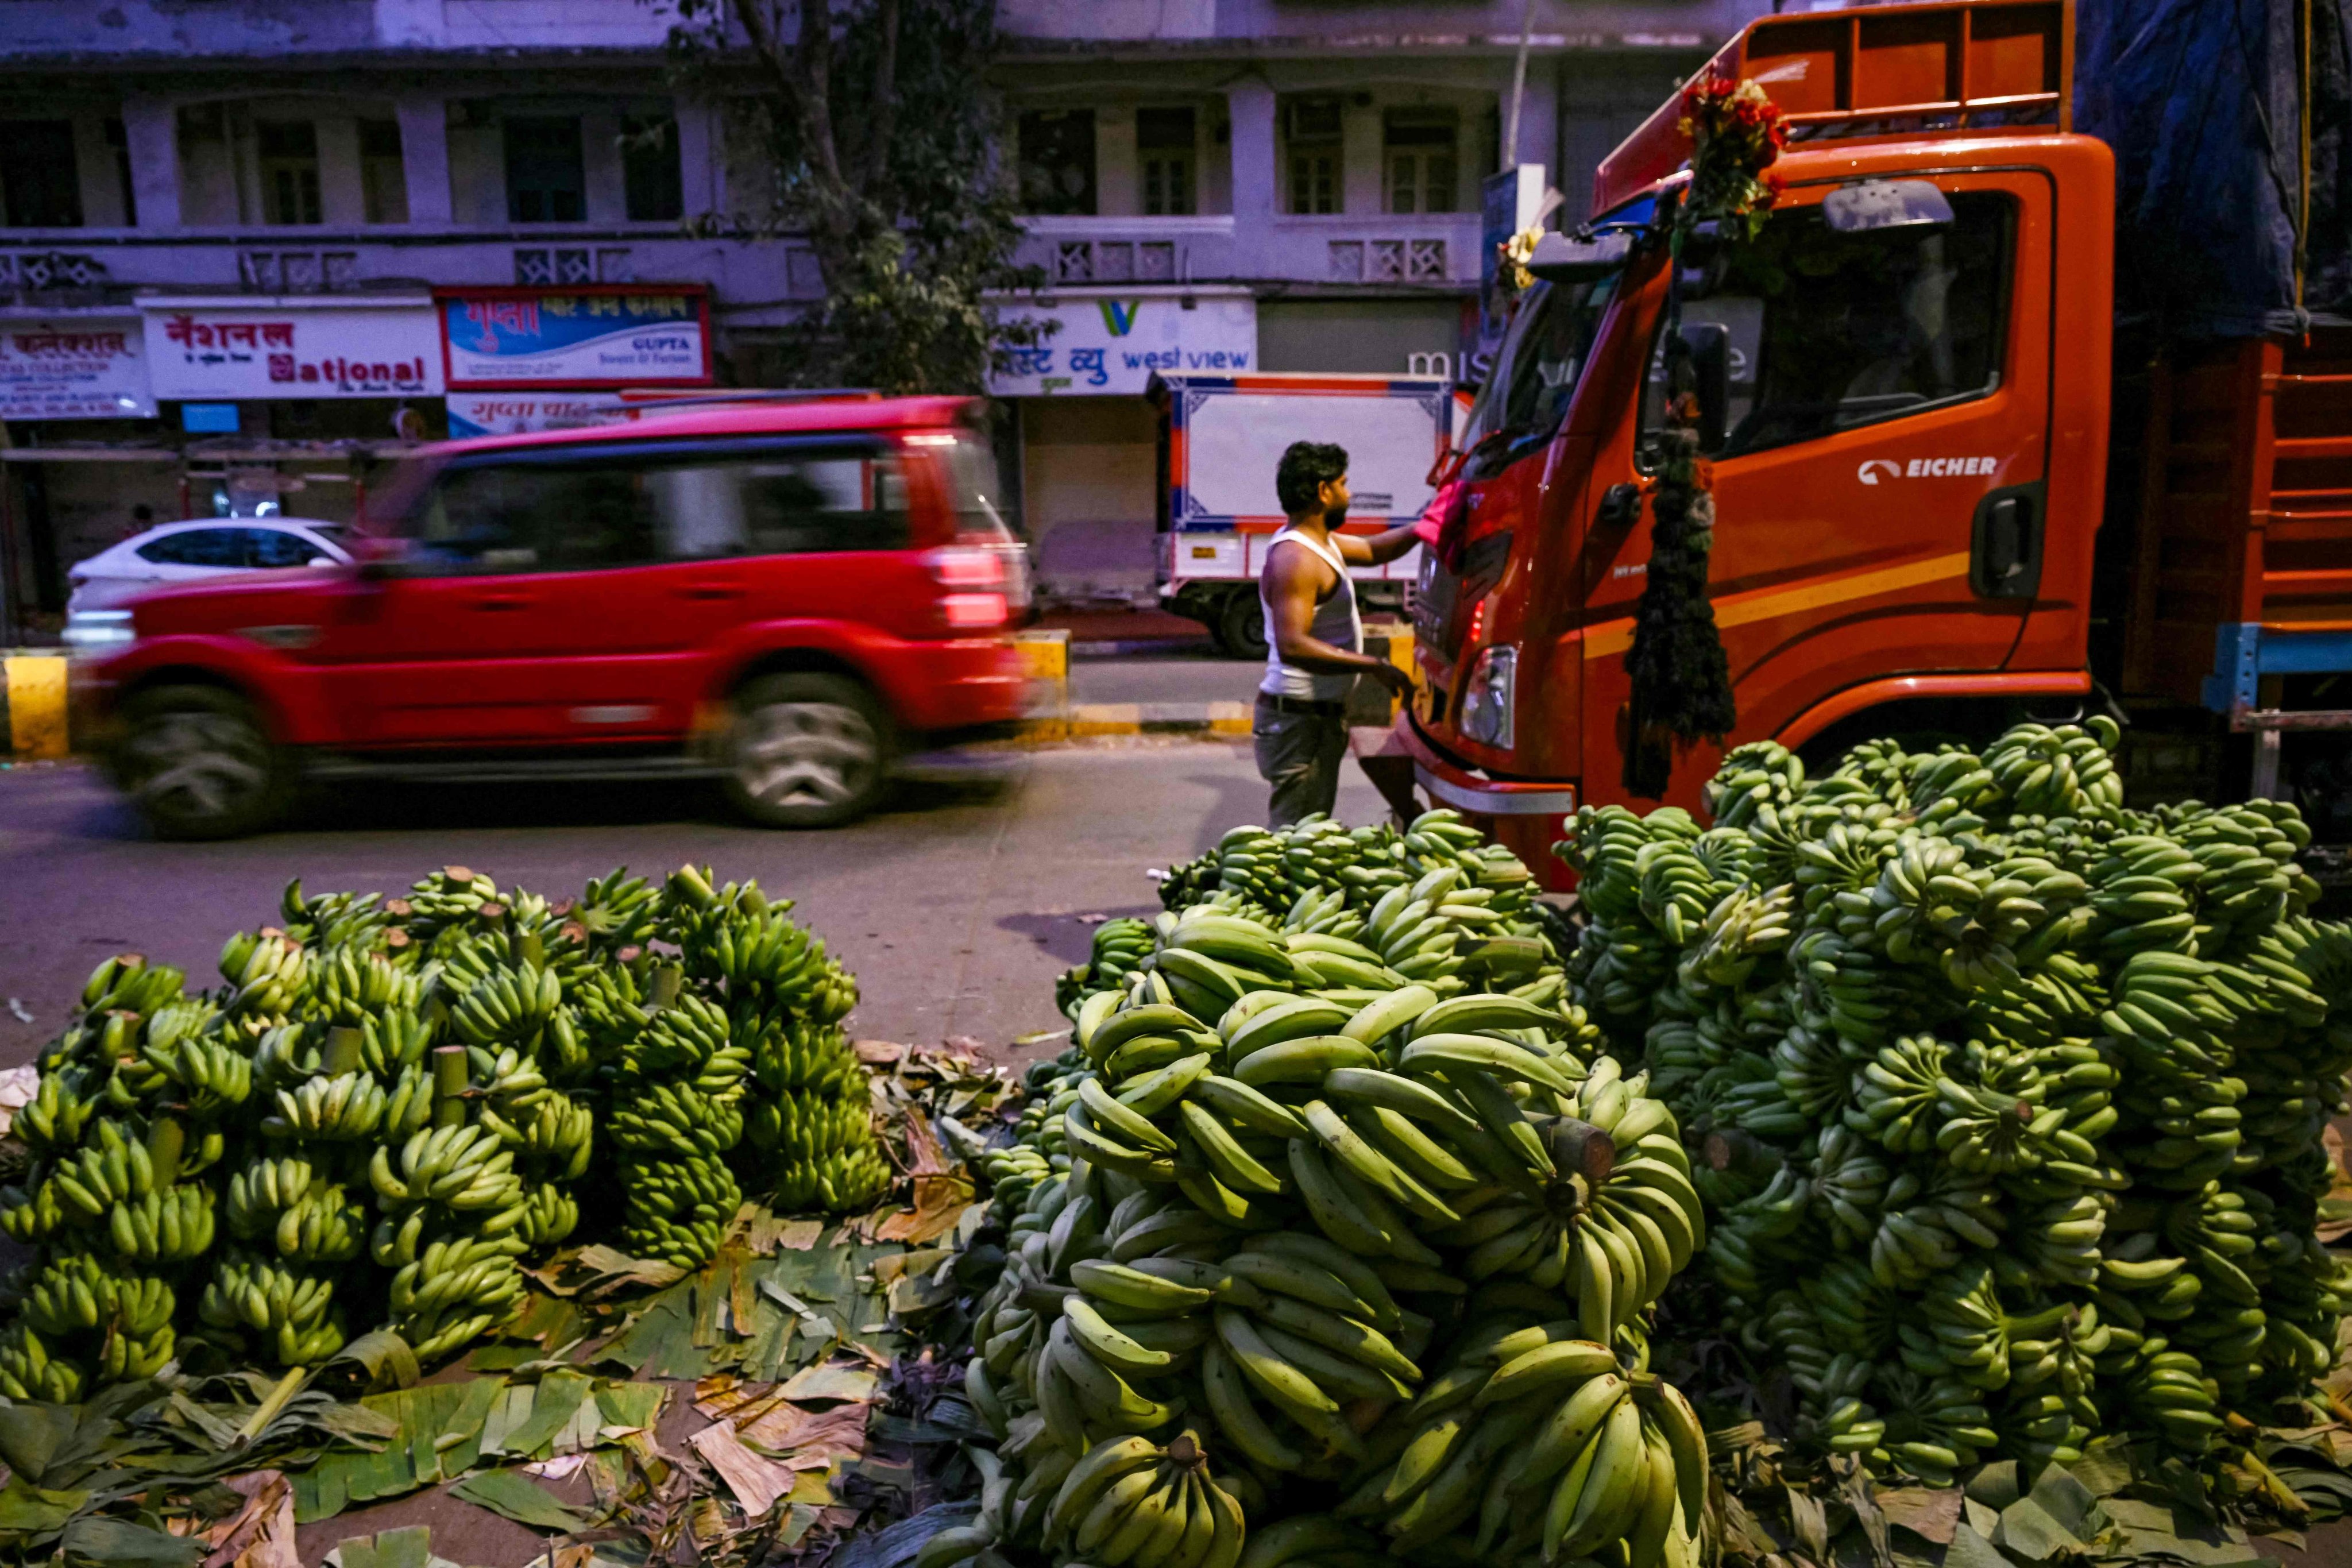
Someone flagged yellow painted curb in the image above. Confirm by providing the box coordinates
[1014,629,1070,682]
[4,655,69,759]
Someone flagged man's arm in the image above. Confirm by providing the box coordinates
[1330,523,1426,567]
[1265,547,1413,694]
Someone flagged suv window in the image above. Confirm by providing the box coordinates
[647,446,910,559]
[1461,273,1619,478]
[409,460,658,572]
[407,442,909,571]
[246,528,323,567]
[137,529,246,567]
[1643,189,2013,459]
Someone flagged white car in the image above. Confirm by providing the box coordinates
[64,517,352,650]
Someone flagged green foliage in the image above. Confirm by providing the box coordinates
[669,0,1048,394]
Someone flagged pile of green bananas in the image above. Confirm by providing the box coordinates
[1557,716,2352,1482]
[936,827,1713,1568]
[1150,812,1551,951]
[0,862,887,1391]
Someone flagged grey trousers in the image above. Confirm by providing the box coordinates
[1253,698,1349,828]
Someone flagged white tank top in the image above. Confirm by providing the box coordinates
[1259,527,1362,702]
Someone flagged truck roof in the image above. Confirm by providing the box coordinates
[1593,0,2066,217]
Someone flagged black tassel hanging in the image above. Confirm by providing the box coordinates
[1618,72,1783,800]
[1621,269,1736,800]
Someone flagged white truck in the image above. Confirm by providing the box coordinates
[1148,372,1454,658]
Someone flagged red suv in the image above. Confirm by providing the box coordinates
[82,395,1030,839]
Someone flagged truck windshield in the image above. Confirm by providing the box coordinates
[1642,189,2013,459]
[1460,272,1620,477]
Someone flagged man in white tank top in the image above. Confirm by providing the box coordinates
[1254,441,1421,826]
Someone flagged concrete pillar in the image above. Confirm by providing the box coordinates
[71,114,128,228]
[675,98,716,216]
[119,97,181,229]
[1506,55,1559,181]
[1226,75,1276,272]
[315,115,365,226]
[395,97,453,226]
[581,111,627,223]
[1096,104,1137,217]
[1343,99,1381,215]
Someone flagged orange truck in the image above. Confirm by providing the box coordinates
[1396,0,2351,889]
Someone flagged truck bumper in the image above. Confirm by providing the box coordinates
[1392,710,1579,815]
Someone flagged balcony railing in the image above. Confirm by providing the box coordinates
[1014,211,1478,288]
[0,227,805,317]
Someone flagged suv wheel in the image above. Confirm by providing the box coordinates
[116,685,287,840]
[723,673,891,828]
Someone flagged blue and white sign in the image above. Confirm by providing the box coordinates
[989,289,1256,397]
[437,288,712,389]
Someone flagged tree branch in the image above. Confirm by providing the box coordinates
[862,0,901,195]
[794,0,845,190]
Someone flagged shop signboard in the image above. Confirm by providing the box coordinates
[141,298,441,400]
[445,391,634,438]
[438,287,711,389]
[988,290,1257,397]
[0,317,155,419]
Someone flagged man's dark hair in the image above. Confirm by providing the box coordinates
[131,504,153,522]
[1275,441,1348,516]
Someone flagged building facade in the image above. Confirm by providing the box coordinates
[0,0,1761,635]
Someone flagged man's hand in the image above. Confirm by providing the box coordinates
[1367,660,1416,700]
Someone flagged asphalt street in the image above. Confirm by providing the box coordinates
[0,736,1390,1069]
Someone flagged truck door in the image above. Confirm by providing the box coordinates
[1583,171,2052,786]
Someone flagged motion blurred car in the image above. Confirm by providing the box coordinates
[79,397,1030,838]
[64,519,351,650]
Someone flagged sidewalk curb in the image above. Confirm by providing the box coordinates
[2,655,69,760]
[1013,701,1255,744]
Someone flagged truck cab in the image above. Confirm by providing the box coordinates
[1399,0,2351,884]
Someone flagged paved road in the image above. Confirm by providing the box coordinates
[0,740,1389,1069]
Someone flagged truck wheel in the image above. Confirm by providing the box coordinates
[1219,588,1268,662]
[115,684,287,841]
[723,673,891,828]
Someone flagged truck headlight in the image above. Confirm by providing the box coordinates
[1459,646,1515,748]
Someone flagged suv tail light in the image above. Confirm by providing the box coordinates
[924,547,1008,633]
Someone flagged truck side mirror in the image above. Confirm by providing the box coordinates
[1681,323,1731,451]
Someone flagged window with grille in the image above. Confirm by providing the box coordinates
[0,121,83,228]
[504,116,585,223]
[1137,106,1196,217]
[258,122,322,226]
[623,114,683,222]
[1284,98,1342,215]
[1018,110,1096,215]
[1384,109,1458,214]
[359,119,408,225]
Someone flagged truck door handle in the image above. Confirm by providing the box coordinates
[1595,482,1643,528]
[1969,481,2045,600]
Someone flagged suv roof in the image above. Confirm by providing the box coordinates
[428,393,981,459]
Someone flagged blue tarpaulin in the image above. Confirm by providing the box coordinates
[2075,0,2352,338]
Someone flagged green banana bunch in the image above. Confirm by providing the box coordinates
[387,1233,526,1360]
[262,1070,387,1142]
[0,1325,86,1403]
[1036,1432,1245,1568]
[106,1183,218,1261]
[309,943,423,1025]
